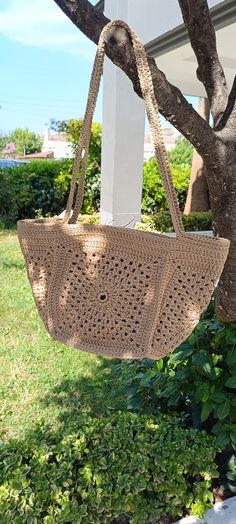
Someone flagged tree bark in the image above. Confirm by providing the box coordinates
[53,0,215,158]
[184,97,210,214]
[52,0,236,322]
[178,0,228,124]
[206,159,236,322]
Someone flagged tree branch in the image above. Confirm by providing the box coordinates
[227,75,236,131]
[53,0,216,157]
[215,75,236,135]
[178,0,228,125]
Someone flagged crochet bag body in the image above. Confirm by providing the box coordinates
[17,21,230,360]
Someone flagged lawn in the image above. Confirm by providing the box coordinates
[1,230,234,523]
[0,229,124,440]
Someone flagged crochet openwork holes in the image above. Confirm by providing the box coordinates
[18,21,230,359]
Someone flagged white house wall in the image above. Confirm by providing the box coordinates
[100,0,229,227]
[100,0,145,227]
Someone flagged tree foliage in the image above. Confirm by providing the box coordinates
[0,137,196,224]
[50,118,102,164]
[0,129,43,157]
[142,156,190,214]
[112,303,236,495]
[0,412,217,523]
[0,132,9,156]
[10,128,42,156]
[169,137,193,167]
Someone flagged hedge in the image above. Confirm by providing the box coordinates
[112,303,236,497]
[0,158,212,235]
[0,157,192,226]
[153,210,213,233]
[137,211,212,233]
[142,158,190,214]
[0,412,218,523]
[0,160,100,226]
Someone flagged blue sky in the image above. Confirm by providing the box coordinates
[0,0,198,136]
[0,0,101,134]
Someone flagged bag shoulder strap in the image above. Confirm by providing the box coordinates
[64,20,185,237]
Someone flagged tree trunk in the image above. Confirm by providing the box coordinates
[52,0,236,322]
[205,150,236,322]
[184,97,210,214]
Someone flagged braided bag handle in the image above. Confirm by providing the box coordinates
[64,20,185,237]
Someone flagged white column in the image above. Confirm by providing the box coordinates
[100,0,145,228]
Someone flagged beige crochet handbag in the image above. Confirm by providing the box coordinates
[18,21,229,360]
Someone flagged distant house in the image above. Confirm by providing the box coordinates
[17,151,54,160]
[144,129,180,162]
[42,128,73,159]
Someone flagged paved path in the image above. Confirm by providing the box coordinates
[174,496,236,524]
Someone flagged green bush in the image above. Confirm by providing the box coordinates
[0,160,101,226]
[0,160,70,225]
[152,210,172,233]
[168,137,193,167]
[0,412,217,523]
[153,210,212,233]
[50,119,102,163]
[112,304,236,495]
[0,141,200,226]
[142,158,190,214]
[182,211,213,232]
[0,152,210,231]
[79,213,100,224]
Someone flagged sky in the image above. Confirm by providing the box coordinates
[0,0,102,135]
[0,0,198,137]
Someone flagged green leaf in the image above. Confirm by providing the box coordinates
[155,358,163,371]
[211,392,227,404]
[226,350,236,367]
[201,401,213,422]
[227,471,236,482]
[174,368,191,381]
[215,432,230,448]
[212,421,224,435]
[140,375,152,387]
[225,377,236,388]
[188,333,197,345]
[230,433,236,447]
[134,373,146,379]
[169,345,195,363]
[216,400,230,421]
[226,329,236,345]
[160,382,179,398]
[192,351,215,379]
[227,482,236,494]
[227,454,236,470]
[195,384,210,403]
[212,367,222,378]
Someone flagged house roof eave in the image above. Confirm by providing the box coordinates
[146,0,236,57]
[95,0,236,57]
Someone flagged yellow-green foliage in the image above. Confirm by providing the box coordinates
[142,157,190,214]
[0,413,217,523]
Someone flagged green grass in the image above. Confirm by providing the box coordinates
[0,229,124,440]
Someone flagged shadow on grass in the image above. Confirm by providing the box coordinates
[3,260,25,270]
[0,357,131,523]
[40,356,126,430]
